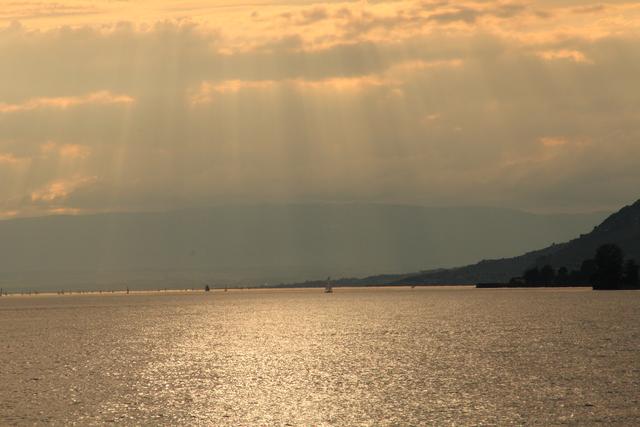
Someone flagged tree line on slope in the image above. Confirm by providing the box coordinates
[513,244,639,289]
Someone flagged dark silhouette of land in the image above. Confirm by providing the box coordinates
[0,204,606,292]
[280,199,640,288]
[591,244,640,290]
[477,244,639,289]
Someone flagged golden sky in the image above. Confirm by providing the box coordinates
[1,1,639,217]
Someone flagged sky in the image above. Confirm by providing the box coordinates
[1,0,639,218]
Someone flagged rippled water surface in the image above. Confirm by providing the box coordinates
[1,287,639,425]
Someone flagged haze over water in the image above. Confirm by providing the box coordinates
[1,287,639,425]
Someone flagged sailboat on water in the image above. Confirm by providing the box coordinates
[324,276,333,293]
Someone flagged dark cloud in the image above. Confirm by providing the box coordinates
[428,7,482,23]
[298,7,329,25]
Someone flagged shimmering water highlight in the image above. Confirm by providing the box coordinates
[1,287,639,425]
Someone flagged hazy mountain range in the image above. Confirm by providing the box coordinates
[335,199,640,286]
[0,204,608,291]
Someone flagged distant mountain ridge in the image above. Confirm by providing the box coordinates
[0,204,607,291]
[381,199,640,285]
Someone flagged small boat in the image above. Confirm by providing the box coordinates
[324,277,333,293]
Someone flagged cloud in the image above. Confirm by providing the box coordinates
[59,143,91,159]
[190,75,394,103]
[30,175,97,204]
[0,91,134,113]
[0,2,100,21]
[572,5,606,15]
[298,7,329,25]
[537,49,591,63]
[0,152,26,165]
[0,1,639,216]
[539,137,569,147]
[428,7,482,24]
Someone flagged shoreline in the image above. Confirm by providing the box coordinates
[0,284,604,299]
[0,285,471,298]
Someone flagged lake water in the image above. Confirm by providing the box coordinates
[1,287,639,425]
